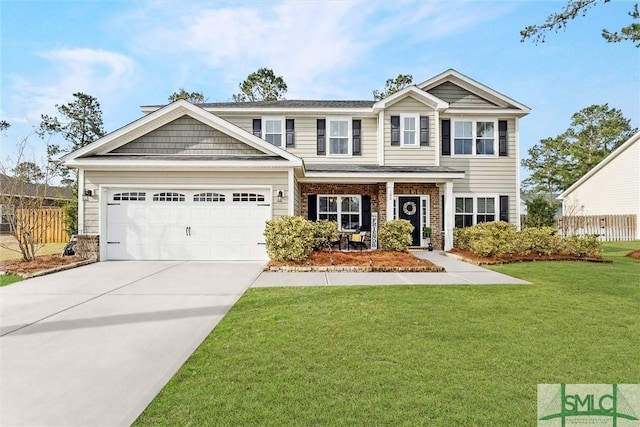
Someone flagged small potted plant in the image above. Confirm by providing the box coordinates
[423,226,434,251]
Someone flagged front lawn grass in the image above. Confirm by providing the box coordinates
[135,241,640,426]
[0,274,23,286]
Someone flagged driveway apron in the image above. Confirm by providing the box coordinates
[0,261,264,427]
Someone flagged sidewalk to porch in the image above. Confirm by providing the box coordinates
[251,251,531,287]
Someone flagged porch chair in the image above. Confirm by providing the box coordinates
[348,231,367,251]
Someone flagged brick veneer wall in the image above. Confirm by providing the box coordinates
[300,182,443,249]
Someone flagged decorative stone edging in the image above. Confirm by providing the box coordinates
[444,250,611,265]
[266,265,444,273]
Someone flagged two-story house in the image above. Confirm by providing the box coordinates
[63,69,530,261]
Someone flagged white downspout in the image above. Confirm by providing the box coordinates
[78,168,85,235]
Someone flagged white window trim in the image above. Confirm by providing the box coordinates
[452,118,498,157]
[453,193,499,227]
[326,116,352,157]
[262,116,285,149]
[317,194,362,231]
[400,114,420,148]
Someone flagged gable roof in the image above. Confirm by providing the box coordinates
[63,100,302,167]
[418,69,530,115]
[372,85,448,112]
[559,131,640,199]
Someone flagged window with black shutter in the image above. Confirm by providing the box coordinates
[441,119,451,155]
[286,119,295,148]
[498,120,508,156]
[499,195,509,222]
[252,119,262,138]
[316,119,326,155]
[352,119,361,156]
[420,116,429,146]
[390,115,400,146]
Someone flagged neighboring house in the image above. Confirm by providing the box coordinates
[0,173,72,234]
[62,69,530,261]
[558,131,640,240]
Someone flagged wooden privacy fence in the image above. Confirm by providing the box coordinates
[16,208,69,243]
[520,214,637,241]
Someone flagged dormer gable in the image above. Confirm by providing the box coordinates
[418,69,530,115]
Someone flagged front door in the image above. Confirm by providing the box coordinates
[398,196,421,246]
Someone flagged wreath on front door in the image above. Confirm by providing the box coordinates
[402,201,417,216]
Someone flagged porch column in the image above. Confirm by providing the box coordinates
[386,181,394,221]
[444,181,453,250]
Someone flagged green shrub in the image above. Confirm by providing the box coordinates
[264,216,315,261]
[524,195,559,228]
[453,227,471,251]
[464,221,517,257]
[311,220,340,251]
[378,219,414,251]
[564,234,602,257]
[513,226,563,256]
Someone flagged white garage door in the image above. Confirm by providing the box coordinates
[106,189,271,261]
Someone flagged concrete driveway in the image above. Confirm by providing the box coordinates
[0,261,265,427]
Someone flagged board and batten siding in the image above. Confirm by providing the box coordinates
[383,97,437,166]
[217,114,378,164]
[112,116,263,156]
[82,170,289,234]
[562,139,640,218]
[440,118,518,222]
[427,82,499,109]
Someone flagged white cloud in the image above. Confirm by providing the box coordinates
[5,48,138,125]
[124,1,512,99]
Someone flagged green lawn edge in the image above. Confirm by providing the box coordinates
[135,241,640,427]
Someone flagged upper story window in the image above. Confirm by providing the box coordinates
[401,115,418,146]
[253,117,294,148]
[392,115,428,147]
[453,120,496,155]
[263,117,283,147]
[328,118,350,155]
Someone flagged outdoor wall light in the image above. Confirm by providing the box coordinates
[277,190,284,203]
[83,189,93,201]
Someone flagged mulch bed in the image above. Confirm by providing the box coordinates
[627,249,640,260]
[448,248,611,265]
[1,255,91,276]
[267,250,443,272]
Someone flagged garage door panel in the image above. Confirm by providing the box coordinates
[107,189,270,261]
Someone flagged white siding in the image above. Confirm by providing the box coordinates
[83,170,288,234]
[562,139,640,219]
[441,118,518,222]
[217,114,378,164]
[384,97,437,166]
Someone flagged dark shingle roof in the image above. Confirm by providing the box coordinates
[143,100,375,110]
[80,155,286,161]
[305,164,462,174]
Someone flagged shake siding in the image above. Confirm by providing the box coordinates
[82,170,288,234]
[427,82,498,108]
[383,97,436,166]
[217,114,378,164]
[563,140,639,216]
[440,118,518,220]
[112,116,262,155]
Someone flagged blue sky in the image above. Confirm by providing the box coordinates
[1,0,638,182]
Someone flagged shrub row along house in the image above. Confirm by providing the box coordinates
[62,69,530,261]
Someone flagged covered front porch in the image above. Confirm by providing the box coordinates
[298,165,464,250]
